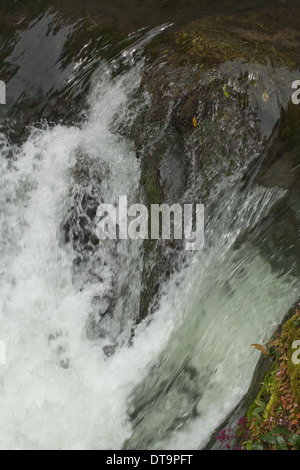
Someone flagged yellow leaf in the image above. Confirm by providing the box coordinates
[193,117,198,128]
[223,84,230,98]
[251,344,269,356]
[262,92,270,102]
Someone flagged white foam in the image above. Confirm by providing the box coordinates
[0,67,157,450]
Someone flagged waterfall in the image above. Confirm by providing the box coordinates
[0,59,298,450]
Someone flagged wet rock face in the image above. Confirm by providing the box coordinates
[62,150,120,342]
[134,68,263,318]
[241,102,300,277]
[258,103,300,189]
[63,151,105,257]
[124,9,300,447]
[125,360,202,450]
[135,4,300,194]
[132,7,300,321]
[143,7,300,70]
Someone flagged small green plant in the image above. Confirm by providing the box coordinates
[243,306,300,450]
[258,426,300,450]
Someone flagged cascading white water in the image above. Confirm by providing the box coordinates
[0,62,298,450]
[126,181,299,450]
[0,66,145,450]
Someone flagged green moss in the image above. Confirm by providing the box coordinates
[246,307,300,447]
[264,381,280,420]
[138,152,165,321]
[291,368,300,405]
[247,366,277,422]
[153,15,296,72]
[139,239,159,321]
[143,8,300,77]
[141,165,163,207]
[284,314,300,405]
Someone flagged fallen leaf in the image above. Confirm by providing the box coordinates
[262,92,270,102]
[251,344,269,356]
[223,84,230,98]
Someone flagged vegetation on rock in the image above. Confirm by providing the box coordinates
[216,306,300,450]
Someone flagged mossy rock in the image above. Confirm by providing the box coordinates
[144,8,300,71]
[244,307,300,449]
[285,314,300,405]
[131,7,300,322]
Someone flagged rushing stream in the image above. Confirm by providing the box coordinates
[0,0,299,451]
